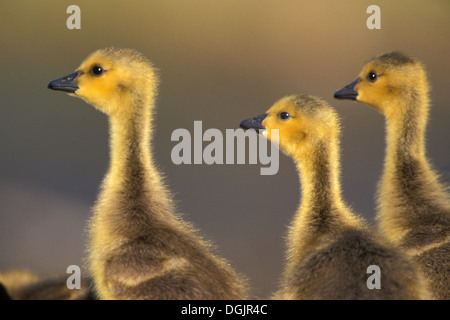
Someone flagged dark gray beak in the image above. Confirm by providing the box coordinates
[334,79,359,100]
[239,113,268,132]
[48,72,80,93]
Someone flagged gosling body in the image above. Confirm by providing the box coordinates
[241,94,429,299]
[335,52,450,299]
[48,48,247,299]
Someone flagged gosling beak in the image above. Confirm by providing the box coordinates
[334,79,359,100]
[240,113,267,132]
[48,72,80,93]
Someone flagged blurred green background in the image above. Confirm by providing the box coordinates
[0,0,449,299]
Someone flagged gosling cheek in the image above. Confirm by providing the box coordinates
[354,90,365,103]
[355,92,374,107]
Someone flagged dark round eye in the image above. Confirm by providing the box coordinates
[279,111,290,120]
[368,71,378,82]
[91,65,104,76]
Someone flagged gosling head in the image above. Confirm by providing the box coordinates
[48,47,158,116]
[240,94,340,159]
[334,52,429,118]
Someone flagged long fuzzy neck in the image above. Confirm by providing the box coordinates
[295,143,343,217]
[384,93,428,170]
[378,88,450,244]
[107,105,153,191]
[286,139,361,270]
[92,95,175,244]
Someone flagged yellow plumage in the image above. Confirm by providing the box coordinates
[48,47,248,300]
[335,51,450,299]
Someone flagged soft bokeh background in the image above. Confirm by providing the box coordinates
[0,0,449,299]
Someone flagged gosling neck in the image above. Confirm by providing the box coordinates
[384,95,428,168]
[381,92,433,199]
[106,96,154,191]
[285,138,357,270]
[378,88,450,227]
[293,139,348,226]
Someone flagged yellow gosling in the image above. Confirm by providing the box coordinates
[48,47,248,299]
[335,52,450,299]
[241,94,430,299]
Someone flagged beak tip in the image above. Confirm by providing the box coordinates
[333,79,359,101]
[48,72,80,93]
[240,114,267,131]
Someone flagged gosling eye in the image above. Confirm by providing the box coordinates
[91,65,104,76]
[279,111,290,120]
[368,71,378,82]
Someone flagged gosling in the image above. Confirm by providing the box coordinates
[334,52,450,299]
[48,47,248,299]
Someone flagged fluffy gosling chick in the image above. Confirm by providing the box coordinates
[48,47,248,300]
[335,52,450,299]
